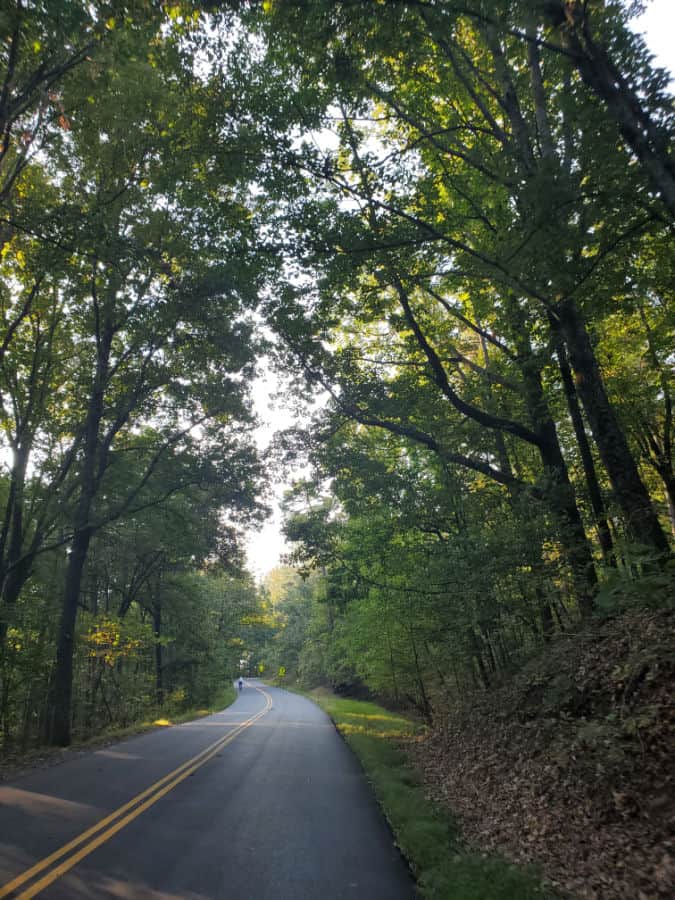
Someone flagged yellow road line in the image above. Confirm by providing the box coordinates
[0,687,273,899]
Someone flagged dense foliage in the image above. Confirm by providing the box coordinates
[255,0,673,714]
[0,0,672,752]
[0,1,272,748]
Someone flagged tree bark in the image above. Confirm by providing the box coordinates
[468,627,490,689]
[539,597,554,641]
[45,301,113,746]
[154,598,163,705]
[667,480,675,536]
[0,443,30,647]
[542,1,675,219]
[45,526,93,746]
[507,299,597,614]
[558,299,670,556]
[552,323,615,563]
[537,420,597,615]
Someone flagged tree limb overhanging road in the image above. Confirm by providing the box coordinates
[0,683,414,899]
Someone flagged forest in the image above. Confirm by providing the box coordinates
[0,0,672,894]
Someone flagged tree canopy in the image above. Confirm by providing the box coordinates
[0,0,672,749]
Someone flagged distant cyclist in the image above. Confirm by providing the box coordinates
[238,677,243,691]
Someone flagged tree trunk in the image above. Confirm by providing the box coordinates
[553,324,615,563]
[634,422,675,537]
[558,299,670,556]
[667,490,675,535]
[154,598,163,705]
[544,1,675,219]
[46,526,93,746]
[386,629,400,703]
[509,300,597,614]
[468,627,490,689]
[537,587,554,641]
[45,307,112,746]
[480,623,498,672]
[0,559,32,649]
[0,444,30,648]
[537,422,597,616]
[650,464,675,536]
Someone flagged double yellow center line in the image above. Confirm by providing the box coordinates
[0,686,273,899]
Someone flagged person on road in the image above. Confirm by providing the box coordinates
[238,677,243,691]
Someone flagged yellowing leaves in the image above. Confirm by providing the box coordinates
[86,617,145,666]
[581,245,600,258]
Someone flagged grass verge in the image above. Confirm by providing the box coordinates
[0,684,237,781]
[143,684,237,731]
[307,688,554,900]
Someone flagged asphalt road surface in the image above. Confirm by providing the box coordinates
[0,682,415,899]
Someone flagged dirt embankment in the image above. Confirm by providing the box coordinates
[411,609,674,899]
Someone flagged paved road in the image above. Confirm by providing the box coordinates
[0,682,414,899]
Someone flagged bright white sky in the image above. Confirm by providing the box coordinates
[245,362,297,579]
[634,0,675,75]
[243,0,675,579]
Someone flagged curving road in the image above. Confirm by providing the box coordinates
[0,682,415,899]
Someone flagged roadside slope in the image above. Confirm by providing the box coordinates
[412,608,674,899]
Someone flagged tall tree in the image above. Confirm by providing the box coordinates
[260,0,670,559]
[1,5,273,745]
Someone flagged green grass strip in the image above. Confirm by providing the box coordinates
[308,689,553,900]
[1,686,238,780]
